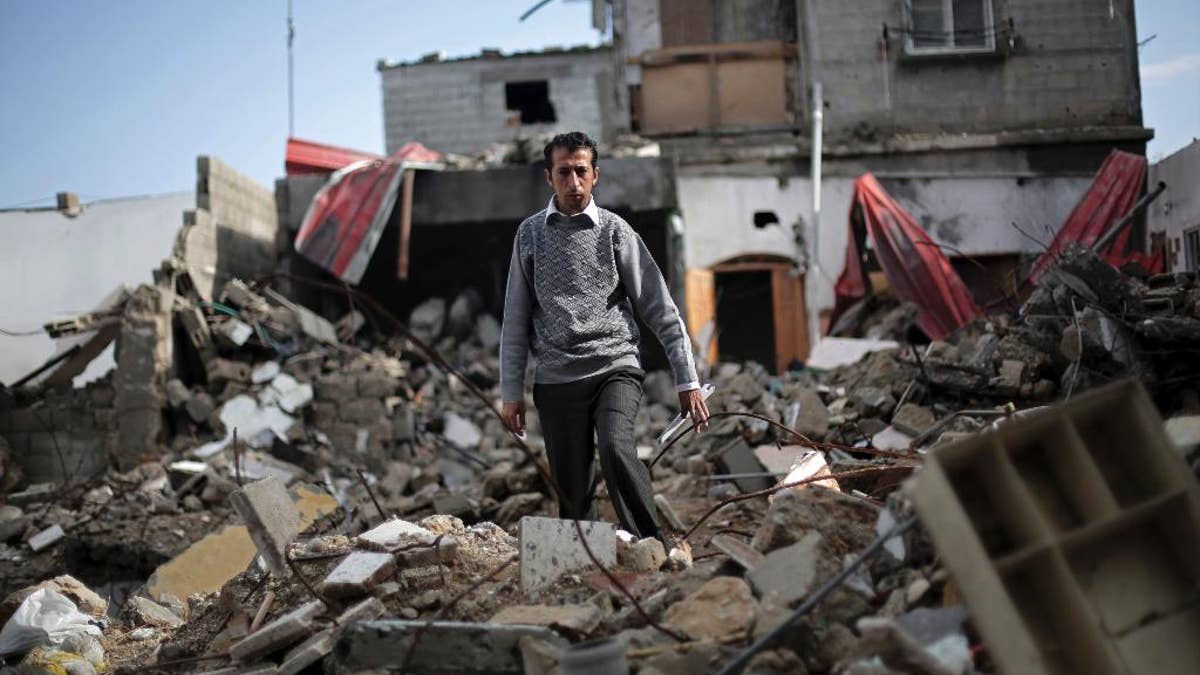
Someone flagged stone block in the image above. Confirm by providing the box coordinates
[710,534,765,569]
[891,403,936,437]
[357,373,395,398]
[789,387,830,440]
[229,600,322,663]
[27,525,64,552]
[126,595,183,628]
[279,628,333,675]
[519,516,616,595]
[339,398,386,424]
[489,604,602,638]
[207,358,251,386]
[319,552,396,599]
[618,537,666,572]
[715,438,773,492]
[186,392,216,424]
[229,476,300,576]
[333,620,568,674]
[315,373,356,401]
[663,576,757,640]
[747,531,823,606]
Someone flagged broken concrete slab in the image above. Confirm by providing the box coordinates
[333,620,568,674]
[230,599,322,663]
[319,552,396,599]
[147,484,336,602]
[747,531,823,606]
[663,576,757,640]
[753,444,811,475]
[357,518,459,566]
[715,437,773,492]
[871,426,915,453]
[710,534,765,569]
[519,516,616,595]
[806,337,899,370]
[27,524,65,552]
[279,628,332,675]
[230,476,300,576]
[653,494,686,532]
[489,604,602,638]
[891,403,935,437]
[787,387,830,440]
[126,595,183,628]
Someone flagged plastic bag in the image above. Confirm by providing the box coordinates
[0,588,102,656]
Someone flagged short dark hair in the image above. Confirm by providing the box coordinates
[543,131,598,170]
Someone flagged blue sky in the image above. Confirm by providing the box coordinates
[0,0,1196,207]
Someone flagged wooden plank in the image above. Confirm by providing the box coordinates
[639,40,796,66]
[717,58,789,127]
[685,267,718,365]
[397,169,415,280]
[641,63,713,135]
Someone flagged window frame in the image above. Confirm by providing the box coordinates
[904,0,997,56]
[1184,228,1200,273]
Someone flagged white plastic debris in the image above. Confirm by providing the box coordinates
[0,588,102,656]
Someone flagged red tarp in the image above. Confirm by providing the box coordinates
[832,174,982,340]
[1029,150,1160,281]
[293,142,442,284]
[285,137,383,175]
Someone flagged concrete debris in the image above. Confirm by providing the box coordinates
[3,237,1198,674]
[663,576,757,640]
[229,476,300,577]
[319,551,397,598]
[519,516,616,595]
[334,620,568,673]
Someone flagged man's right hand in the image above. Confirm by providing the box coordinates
[501,401,526,436]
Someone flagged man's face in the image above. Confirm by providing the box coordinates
[545,146,599,216]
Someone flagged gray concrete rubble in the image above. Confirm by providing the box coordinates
[1,244,1198,674]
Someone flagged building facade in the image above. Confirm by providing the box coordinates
[378,46,625,155]
[609,0,1149,368]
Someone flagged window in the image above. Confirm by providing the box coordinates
[504,80,556,125]
[905,0,995,54]
[1185,228,1200,272]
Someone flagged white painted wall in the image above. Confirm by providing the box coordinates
[1148,140,1200,272]
[621,0,661,84]
[0,192,191,386]
[678,173,1097,313]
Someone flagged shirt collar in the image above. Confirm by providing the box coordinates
[545,195,600,227]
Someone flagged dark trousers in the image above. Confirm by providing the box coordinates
[533,367,661,540]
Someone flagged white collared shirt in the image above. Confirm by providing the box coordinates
[545,195,600,226]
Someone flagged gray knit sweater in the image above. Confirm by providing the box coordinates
[500,198,699,402]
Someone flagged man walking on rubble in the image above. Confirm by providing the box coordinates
[499,131,709,543]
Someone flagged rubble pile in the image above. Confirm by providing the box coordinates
[0,245,1195,673]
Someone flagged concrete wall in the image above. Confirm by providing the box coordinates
[620,0,1143,147]
[380,48,625,155]
[0,193,192,387]
[1148,140,1200,272]
[678,170,1094,312]
[804,0,1142,144]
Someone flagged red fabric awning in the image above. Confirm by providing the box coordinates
[832,174,982,340]
[285,137,384,175]
[293,142,442,283]
[1029,150,1159,281]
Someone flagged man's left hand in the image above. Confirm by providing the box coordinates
[678,388,710,432]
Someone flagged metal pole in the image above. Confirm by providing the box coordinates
[807,80,824,352]
[287,0,295,137]
[1091,180,1167,254]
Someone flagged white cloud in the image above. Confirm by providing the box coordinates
[1141,53,1200,85]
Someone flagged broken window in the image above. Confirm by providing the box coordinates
[505,80,556,125]
[905,0,994,53]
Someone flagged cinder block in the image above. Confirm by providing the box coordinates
[230,476,300,576]
[519,516,616,595]
[911,380,1200,675]
[230,600,322,663]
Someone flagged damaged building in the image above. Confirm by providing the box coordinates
[0,1,1197,674]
